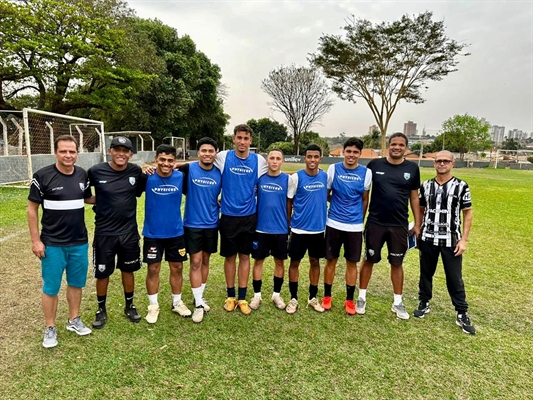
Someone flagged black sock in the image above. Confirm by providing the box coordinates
[227,287,236,298]
[124,292,134,308]
[309,284,318,300]
[238,287,247,301]
[252,279,262,294]
[324,283,332,297]
[273,276,284,293]
[346,285,356,301]
[97,295,107,311]
[289,281,298,300]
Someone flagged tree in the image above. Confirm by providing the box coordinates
[437,114,491,160]
[310,12,469,154]
[0,0,151,113]
[261,65,333,155]
[500,138,521,150]
[246,118,288,152]
[361,129,381,149]
[267,141,294,155]
[299,131,330,156]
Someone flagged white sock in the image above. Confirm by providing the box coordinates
[192,287,204,308]
[254,292,262,298]
[148,293,158,306]
[272,292,280,298]
[172,293,182,305]
[200,283,206,296]
[393,294,403,306]
[358,289,367,301]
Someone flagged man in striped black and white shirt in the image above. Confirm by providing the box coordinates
[28,135,94,348]
[414,150,475,334]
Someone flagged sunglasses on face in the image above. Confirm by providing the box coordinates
[435,159,452,165]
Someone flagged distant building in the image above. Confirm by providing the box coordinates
[490,125,505,144]
[368,124,379,134]
[508,128,527,140]
[403,121,417,137]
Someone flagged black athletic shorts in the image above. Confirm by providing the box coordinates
[364,222,408,265]
[143,236,188,264]
[219,214,257,257]
[252,232,289,260]
[289,231,326,261]
[93,230,141,279]
[325,226,362,262]
[185,227,218,255]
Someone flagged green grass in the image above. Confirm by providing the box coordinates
[0,169,532,399]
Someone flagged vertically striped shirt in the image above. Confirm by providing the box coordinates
[419,176,472,247]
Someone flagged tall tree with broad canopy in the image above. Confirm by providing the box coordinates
[246,118,288,152]
[261,65,333,155]
[0,0,152,113]
[434,114,491,160]
[310,12,469,154]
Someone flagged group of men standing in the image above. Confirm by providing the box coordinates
[28,124,476,348]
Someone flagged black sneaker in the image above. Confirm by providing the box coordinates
[456,313,476,334]
[413,301,430,318]
[124,304,141,323]
[92,308,107,329]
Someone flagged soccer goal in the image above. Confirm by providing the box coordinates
[492,149,533,169]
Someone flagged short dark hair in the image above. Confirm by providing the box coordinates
[268,148,284,156]
[54,135,78,152]
[233,124,253,136]
[343,137,364,151]
[304,144,322,156]
[156,144,176,157]
[388,132,408,146]
[197,136,218,151]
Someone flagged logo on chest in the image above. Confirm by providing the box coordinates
[229,166,253,175]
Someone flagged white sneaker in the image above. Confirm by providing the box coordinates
[202,298,211,312]
[271,295,286,310]
[66,316,92,336]
[356,298,366,315]
[249,296,262,310]
[43,326,58,348]
[192,306,205,323]
[146,304,160,324]
[286,298,298,314]
[172,300,192,317]
[307,297,325,313]
[391,303,410,320]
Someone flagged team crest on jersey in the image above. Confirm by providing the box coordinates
[404,173,411,180]
[79,183,85,191]
[129,177,136,185]
[179,248,186,256]
[98,264,106,272]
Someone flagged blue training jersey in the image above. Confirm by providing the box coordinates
[142,170,184,238]
[256,173,289,234]
[219,150,260,216]
[327,163,369,226]
[184,162,221,229]
[289,169,328,233]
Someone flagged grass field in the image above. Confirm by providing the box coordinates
[0,166,532,399]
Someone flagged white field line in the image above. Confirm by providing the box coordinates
[0,231,24,243]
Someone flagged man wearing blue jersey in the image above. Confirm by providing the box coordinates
[286,144,328,314]
[215,124,268,315]
[142,145,189,324]
[179,137,222,323]
[322,138,372,315]
[249,149,290,311]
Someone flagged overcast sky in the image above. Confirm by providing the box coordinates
[127,0,533,137]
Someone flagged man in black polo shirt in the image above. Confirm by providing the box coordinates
[357,132,421,320]
[88,137,145,328]
[28,135,93,348]
[414,150,475,334]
